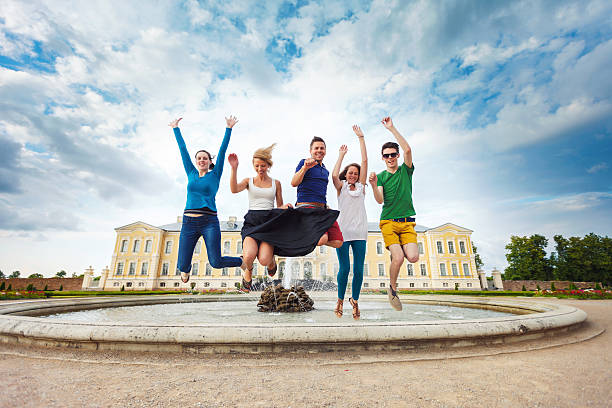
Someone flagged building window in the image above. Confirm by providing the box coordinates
[161,262,169,276]
[376,242,383,255]
[223,240,230,254]
[194,240,202,254]
[205,263,212,276]
[363,282,369,288]
[120,239,128,252]
[144,239,152,253]
[174,282,179,287]
[439,263,447,276]
[378,264,385,277]
[237,241,243,254]
[279,261,285,275]
[304,261,312,279]
[235,267,241,276]
[409,283,415,288]
[448,241,455,254]
[320,246,326,254]
[138,282,144,287]
[204,282,210,287]
[165,240,173,254]
[191,263,199,276]
[459,241,466,254]
[113,282,119,287]
[126,282,132,287]
[140,262,148,275]
[128,262,135,275]
[363,263,369,277]
[380,282,386,288]
[116,262,124,275]
[463,263,470,276]
[160,282,166,287]
[420,264,427,276]
[132,240,140,253]
[221,282,227,288]
[443,282,449,287]
[467,282,473,288]
[406,264,414,276]
[175,267,180,276]
[418,242,424,254]
[423,283,428,287]
[320,263,327,279]
[452,263,459,276]
[222,267,229,276]
[437,241,443,254]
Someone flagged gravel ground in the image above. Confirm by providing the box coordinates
[0,298,610,408]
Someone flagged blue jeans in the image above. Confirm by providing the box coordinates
[335,240,366,301]
[177,214,242,273]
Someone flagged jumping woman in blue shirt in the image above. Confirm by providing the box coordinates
[169,116,244,284]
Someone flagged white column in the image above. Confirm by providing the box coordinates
[492,269,503,290]
[478,270,488,290]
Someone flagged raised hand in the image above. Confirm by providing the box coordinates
[352,125,364,138]
[368,171,378,185]
[381,116,394,130]
[339,144,348,155]
[228,153,239,169]
[304,158,317,169]
[282,203,293,209]
[225,115,239,128]
[169,118,183,128]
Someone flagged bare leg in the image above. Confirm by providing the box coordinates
[242,237,258,282]
[257,242,275,269]
[388,244,405,290]
[403,243,419,263]
[317,232,329,246]
[326,240,343,249]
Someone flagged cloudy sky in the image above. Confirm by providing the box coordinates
[1,0,611,277]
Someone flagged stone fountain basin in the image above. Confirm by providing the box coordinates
[0,294,587,353]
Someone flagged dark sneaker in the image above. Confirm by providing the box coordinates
[240,278,252,293]
[388,286,402,311]
[267,264,277,277]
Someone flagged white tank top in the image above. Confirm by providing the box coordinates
[248,178,276,210]
[337,180,367,241]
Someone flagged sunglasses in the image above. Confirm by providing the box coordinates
[382,152,399,159]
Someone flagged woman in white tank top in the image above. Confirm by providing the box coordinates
[331,125,368,319]
[229,144,289,292]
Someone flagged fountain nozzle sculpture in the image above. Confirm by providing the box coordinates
[257,284,315,312]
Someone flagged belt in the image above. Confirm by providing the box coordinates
[295,202,327,208]
[391,217,415,223]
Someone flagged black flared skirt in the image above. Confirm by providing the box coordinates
[241,207,339,257]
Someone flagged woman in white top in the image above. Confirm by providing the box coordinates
[229,144,289,292]
[331,125,368,319]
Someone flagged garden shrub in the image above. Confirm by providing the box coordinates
[59,285,63,291]
[522,285,527,291]
[550,282,556,291]
[0,282,5,290]
[26,283,36,291]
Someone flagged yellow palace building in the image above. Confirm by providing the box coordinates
[96,216,483,291]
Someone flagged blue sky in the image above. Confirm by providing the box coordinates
[1,0,611,276]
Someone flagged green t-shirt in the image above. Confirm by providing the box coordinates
[377,163,415,220]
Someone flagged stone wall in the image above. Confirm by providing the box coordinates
[0,278,84,291]
[502,280,601,291]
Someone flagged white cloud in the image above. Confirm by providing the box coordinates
[587,163,608,174]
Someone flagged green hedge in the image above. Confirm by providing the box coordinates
[45,290,187,297]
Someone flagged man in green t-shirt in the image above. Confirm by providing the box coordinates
[369,116,418,311]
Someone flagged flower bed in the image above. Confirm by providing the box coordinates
[536,289,612,300]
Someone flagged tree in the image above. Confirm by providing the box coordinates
[55,270,67,278]
[28,273,44,278]
[0,270,5,279]
[472,243,484,271]
[504,235,553,280]
[8,271,20,278]
[553,233,612,286]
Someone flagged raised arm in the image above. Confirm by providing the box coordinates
[382,116,412,168]
[291,158,316,187]
[331,145,347,192]
[353,125,368,185]
[228,153,249,193]
[169,117,196,175]
[369,172,384,204]
[212,115,239,178]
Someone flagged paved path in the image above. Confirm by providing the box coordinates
[0,298,610,407]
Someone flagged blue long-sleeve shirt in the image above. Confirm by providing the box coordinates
[173,127,232,212]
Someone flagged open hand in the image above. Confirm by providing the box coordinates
[228,153,239,169]
[352,125,364,138]
[339,144,348,155]
[169,118,182,128]
[225,115,239,128]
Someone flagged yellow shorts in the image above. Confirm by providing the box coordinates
[380,220,417,248]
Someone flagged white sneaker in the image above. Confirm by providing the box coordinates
[388,286,402,311]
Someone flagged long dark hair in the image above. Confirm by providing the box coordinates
[339,163,361,181]
[194,150,215,169]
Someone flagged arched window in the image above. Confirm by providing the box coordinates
[223,241,231,254]
[304,261,312,280]
[376,242,383,255]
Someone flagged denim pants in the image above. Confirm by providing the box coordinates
[177,214,242,273]
[335,240,366,301]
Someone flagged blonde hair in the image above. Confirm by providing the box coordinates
[252,143,276,167]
